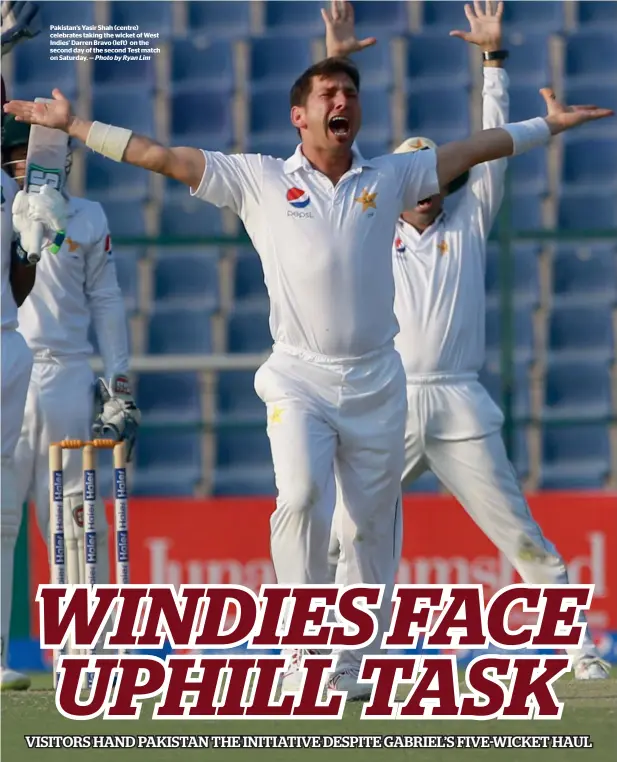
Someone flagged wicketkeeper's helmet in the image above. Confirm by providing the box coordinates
[394,135,469,196]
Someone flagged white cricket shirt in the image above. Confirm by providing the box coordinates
[1,169,19,331]
[393,68,510,376]
[18,195,130,375]
[192,144,439,359]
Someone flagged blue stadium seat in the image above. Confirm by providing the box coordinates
[171,40,235,92]
[216,370,265,424]
[505,33,551,85]
[485,244,540,307]
[540,425,611,489]
[153,252,220,310]
[264,1,324,35]
[170,90,234,148]
[113,246,140,314]
[485,305,535,360]
[565,32,617,83]
[109,1,173,36]
[248,89,299,154]
[85,152,149,200]
[234,249,268,306]
[159,200,225,237]
[552,245,617,305]
[136,372,202,424]
[134,432,202,496]
[92,92,155,134]
[353,1,409,35]
[93,59,156,92]
[99,200,146,235]
[250,38,313,90]
[562,136,617,190]
[558,190,617,230]
[548,304,614,356]
[405,89,470,143]
[510,193,544,231]
[359,88,393,144]
[502,1,564,32]
[406,35,470,89]
[213,429,275,496]
[41,0,94,26]
[348,42,395,88]
[509,85,545,122]
[147,307,214,354]
[508,151,549,193]
[542,358,612,421]
[479,359,532,422]
[14,39,78,99]
[578,1,617,29]
[228,306,272,353]
[187,1,251,37]
[403,471,441,494]
[422,1,467,29]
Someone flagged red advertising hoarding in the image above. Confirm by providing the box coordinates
[29,493,617,636]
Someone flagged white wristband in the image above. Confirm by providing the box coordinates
[86,121,133,162]
[502,117,551,156]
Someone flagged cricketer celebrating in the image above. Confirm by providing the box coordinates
[1,99,68,691]
[4,39,611,698]
[1,114,141,614]
[325,0,609,684]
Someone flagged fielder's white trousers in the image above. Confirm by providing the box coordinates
[255,343,406,672]
[14,357,94,541]
[331,373,598,663]
[1,328,33,665]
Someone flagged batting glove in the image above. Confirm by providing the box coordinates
[12,185,67,260]
[92,374,141,462]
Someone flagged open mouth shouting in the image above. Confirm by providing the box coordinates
[328,114,351,141]
[416,197,434,211]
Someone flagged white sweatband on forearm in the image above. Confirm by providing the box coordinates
[86,121,133,162]
[502,117,551,155]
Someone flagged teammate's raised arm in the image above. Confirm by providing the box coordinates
[3,88,205,190]
[435,87,613,189]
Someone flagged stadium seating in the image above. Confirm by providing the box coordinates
[147,307,214,355]
[552,245,617,304]
[50,0,615,495]
[187,1,252,38]
[485,244,541,307]
[249,38,313,91]
[171,39,235,92]
[540,425,611,489]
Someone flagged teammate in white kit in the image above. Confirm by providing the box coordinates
[1,114,140,614]
[1,80,67,691]
[4,45,611,698]
[325,1,610,682]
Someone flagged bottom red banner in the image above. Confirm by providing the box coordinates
[29,493,617,636]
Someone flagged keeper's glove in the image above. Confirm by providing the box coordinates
[12,185,67,263]
[1,1,41,56]
[92,374,141,462]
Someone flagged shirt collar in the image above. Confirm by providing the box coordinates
[283,142,376,175]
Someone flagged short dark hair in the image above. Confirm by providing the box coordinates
[290,57,361,108]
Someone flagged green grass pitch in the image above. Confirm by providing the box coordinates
[1,670,616,762]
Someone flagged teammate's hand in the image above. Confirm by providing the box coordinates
[92,374,141,462]
[541,87,614,135]
[322,0,376,59]
[12,185,67,257]
[3,87,74,132]
[450,0,503,52]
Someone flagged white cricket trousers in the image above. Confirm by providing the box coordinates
[1,328,33,665]
[332,372,598,663]
[255,343,407,672]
